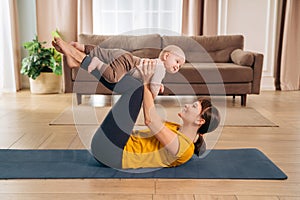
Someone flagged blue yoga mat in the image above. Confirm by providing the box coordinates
[0,148,287,179]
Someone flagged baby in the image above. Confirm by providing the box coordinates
[54,37,185,97]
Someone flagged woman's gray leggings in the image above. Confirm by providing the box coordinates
[81,56,144,169]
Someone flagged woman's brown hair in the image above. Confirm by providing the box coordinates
[194,98,220,156]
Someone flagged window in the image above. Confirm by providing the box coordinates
[93,0,183,35]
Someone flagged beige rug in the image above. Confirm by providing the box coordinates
[49,106,278,127]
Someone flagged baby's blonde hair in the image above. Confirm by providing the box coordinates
[159,45,186,61]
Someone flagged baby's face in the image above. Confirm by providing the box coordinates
[163,52,185,74]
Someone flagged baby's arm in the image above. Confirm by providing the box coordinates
[149,62,165,98]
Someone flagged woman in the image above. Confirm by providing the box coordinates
[52,38,220,169]
[90,60,220,169]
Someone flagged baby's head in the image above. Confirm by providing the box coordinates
[159,45,186,74]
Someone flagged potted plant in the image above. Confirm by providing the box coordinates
[20,35,62,94]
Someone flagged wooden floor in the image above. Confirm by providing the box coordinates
[0,90,300,200]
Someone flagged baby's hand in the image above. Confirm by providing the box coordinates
[159,84,164,94]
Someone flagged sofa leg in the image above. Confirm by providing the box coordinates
[241,94,247,106]
[76,93,82,105]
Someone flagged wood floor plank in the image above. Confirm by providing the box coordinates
[0,179,155,194]
[155,180,299,196]
[38,133,77,149]
[9,132,52,149]
[68,135,86,149]
[236,196,279,200]
[0,132,25,148]
[153,194,195,200]
[195,194,238,200]
[0,193,152,200]
[278,196,300,200]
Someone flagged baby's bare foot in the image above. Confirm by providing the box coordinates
[70,41,85,52]
[52,37,86,68]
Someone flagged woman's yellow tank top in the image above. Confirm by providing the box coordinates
[122,121,194,169]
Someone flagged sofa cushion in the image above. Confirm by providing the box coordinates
[163,83,252,95]
[73,62,253,83]
[231,49,254,66]
[163,63,253,84]
[162,35,244,63]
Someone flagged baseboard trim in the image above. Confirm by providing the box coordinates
[261,76,275,91]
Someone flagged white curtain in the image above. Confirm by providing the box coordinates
[0,0,21,92]
[92,0,183,35]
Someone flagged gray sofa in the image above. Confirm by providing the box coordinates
[63,34,263,106]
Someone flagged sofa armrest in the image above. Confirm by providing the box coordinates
[63,56,73,93]
[251,52,264,94]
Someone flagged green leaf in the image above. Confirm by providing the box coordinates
[51,30,61,38]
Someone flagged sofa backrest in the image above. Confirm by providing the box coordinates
[78,34,244,63]
[79,34,161,59]
[162,35,244,63]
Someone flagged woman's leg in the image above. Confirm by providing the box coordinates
[52,37,120,91]
[91,74,144,169]
[52,37,140,92]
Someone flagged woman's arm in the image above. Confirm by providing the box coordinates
[140,60,179,156]
[143,83,179,155]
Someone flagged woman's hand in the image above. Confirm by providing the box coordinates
[138,59,156,84]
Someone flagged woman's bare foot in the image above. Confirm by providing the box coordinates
[52,37,86,68]
[52,41,63,54]
[70,41,85,52]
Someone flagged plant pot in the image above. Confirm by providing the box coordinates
[29,72,62,94]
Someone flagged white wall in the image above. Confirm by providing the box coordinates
[17,0,37,88]
[219,0,278,90]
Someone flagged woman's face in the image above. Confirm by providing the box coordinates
[178,101,202,123]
